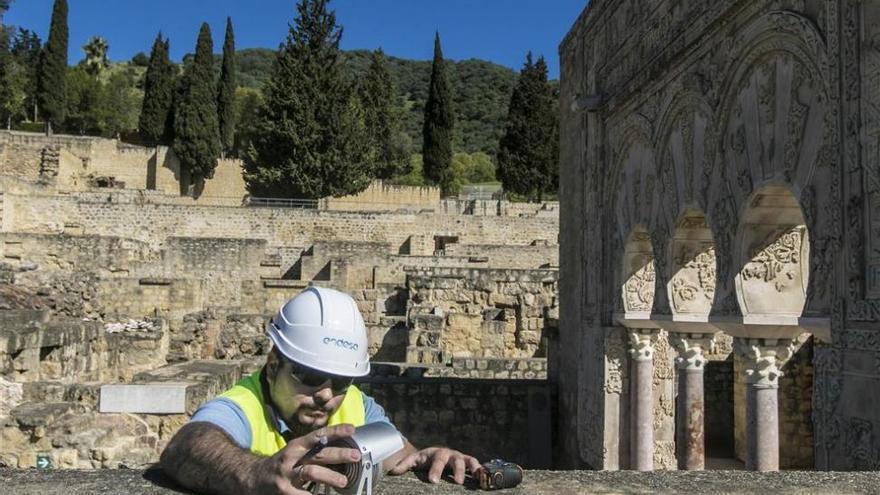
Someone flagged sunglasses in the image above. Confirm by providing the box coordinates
[285,359,353,393]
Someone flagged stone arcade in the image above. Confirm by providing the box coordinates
[557,0,880,471]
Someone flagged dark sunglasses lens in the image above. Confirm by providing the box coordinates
[331,377,353,391]
[299,371,327,387]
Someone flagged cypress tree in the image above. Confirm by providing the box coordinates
[11,28,42,122]
[422,32,454,194]
[359,48,409,180]
[37,0,68,131]
[244,0,371,199]
[217,17,236,155]
[0,25,11,127]
[497,53,559,201]
[173,23,221,182]
[139,33,175,145]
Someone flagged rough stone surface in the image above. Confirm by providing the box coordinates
[3,468,880,495]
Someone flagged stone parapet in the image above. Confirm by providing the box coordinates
[4,468,880,494]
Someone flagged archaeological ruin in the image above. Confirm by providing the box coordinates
[558,0,880,472]
[0,130,558,470]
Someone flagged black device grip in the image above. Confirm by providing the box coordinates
[477,460,523,490]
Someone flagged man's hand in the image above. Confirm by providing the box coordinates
[388,446,481,485]
[247,424,362,494]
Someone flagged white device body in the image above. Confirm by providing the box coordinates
[311,422,405,495]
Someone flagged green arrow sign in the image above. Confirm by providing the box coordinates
[36,454,52,469]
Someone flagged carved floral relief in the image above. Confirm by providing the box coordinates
[741,226,806,293]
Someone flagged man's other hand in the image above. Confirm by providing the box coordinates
[387,446,481,484]
[248,424,362,494]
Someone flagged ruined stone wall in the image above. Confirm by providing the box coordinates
[5,193,558,249]
[0,131,247,200]
[198,159,247,200]
[443,243,559,269]
[323,181,440,212]
[406,267,558,360]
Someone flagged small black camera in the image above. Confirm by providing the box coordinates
[476,459,523,490]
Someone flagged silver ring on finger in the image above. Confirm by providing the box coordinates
[292,464,307,486]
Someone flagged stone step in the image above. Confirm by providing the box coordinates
[105,358,263,414]
[22,381,101,407]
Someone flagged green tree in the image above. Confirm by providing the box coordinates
[37,0,68,131]
[64,66,102,135]
[130,51,149,67]
[244,0,371,199]
[139,33,175,144]
[232,86,262,155]
[359,48,410,179]
[173,23,221,183]
[11,28,41,122]
[1,57,29,128]
[99,71,141,137]
[497,53,559,201]
[422,32,455,195]
[81,36,109,76]
[217,17,236,155]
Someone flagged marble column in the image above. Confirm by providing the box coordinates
[669,333,714,471]
[734,337,795,471]
[629,329,659,471]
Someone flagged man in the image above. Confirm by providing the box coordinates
[161,286,480,495]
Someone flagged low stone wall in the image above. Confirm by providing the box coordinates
[0,131,248,201]
[8,468,880,495]
[5,193,559,250]
[444,243,559,269]
[323,181,440,212]
[359,372,553,469]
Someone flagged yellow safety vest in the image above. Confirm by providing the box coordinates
[219,369,366,457]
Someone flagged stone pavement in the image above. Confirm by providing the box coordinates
[2,468,880,494]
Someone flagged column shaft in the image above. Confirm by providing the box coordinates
[746,383,780,471]
[631,356,654,471]
[735,337,793,472]
[677,368,705,470]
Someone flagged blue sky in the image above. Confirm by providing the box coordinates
[3,1,587,78]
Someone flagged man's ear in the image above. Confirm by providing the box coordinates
[265,349,280,383]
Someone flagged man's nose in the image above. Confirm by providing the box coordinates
[313,383,334,404]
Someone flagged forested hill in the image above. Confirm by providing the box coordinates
[235,48,518,156]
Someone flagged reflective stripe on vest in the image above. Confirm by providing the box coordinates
[219,369,366,457]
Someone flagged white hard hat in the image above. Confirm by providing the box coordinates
[267,286,370,377]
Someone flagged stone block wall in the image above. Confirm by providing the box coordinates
[358,373,554,468]
[322,181,440,212]
[0,131,247,200]
[4,193,559,250]
[0,315,167,385]
[406,267,558,360]
[197,159,247,200]
[444,243,559,269]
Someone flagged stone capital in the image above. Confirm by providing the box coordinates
[734,337,795,387]
[628,329,660,361]
[668,332,715,371]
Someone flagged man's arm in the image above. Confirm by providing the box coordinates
[160,422,268,495]
[161,422,360,495]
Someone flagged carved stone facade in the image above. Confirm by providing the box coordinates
[559,0,878,470]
